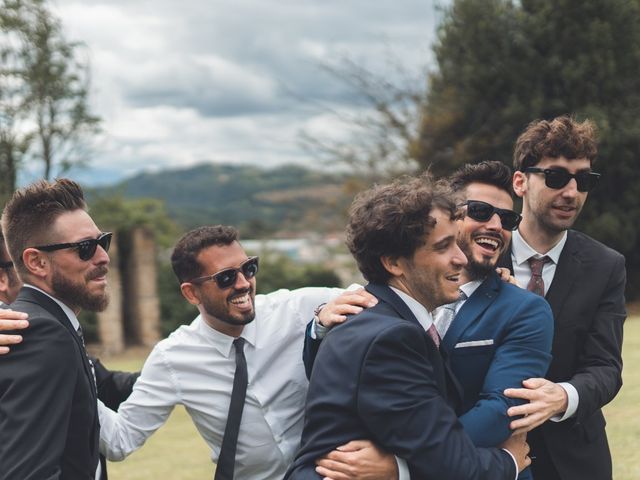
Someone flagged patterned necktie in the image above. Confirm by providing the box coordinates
[527,256,549,296]
[215,337,248,480]
[426,323,441,349]
[77,326,97,388]
[434,291,468,338]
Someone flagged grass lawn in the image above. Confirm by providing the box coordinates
[105,316,640,479]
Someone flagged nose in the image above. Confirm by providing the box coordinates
[486,213,503,231]
[234,270,251,289]
[94,244,110,266]
[561,178,579,198]
[452,243,468,268]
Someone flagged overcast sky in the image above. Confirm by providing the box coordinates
[49,0,445,185]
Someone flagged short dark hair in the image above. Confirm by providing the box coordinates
[346,174,458,284]
[449,160,514,196]
[513,115,598,171]
[171,225,239,283]
[1,179,87,277]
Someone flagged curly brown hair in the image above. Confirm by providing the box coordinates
[346,174,458,284]
[513,115,598,171]
[1,179,87,277]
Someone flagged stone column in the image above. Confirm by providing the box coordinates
[125,227,161,347]
[97,232,125,355]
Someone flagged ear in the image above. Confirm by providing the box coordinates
[380,255,405,278]
[22,248,50,279]
[513,171,527,199]
[180,282,201,306]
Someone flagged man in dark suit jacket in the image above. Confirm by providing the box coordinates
[0,179,113,479]
[287,175,529,479]
[502,116,626,480]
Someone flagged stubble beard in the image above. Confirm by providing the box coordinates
[51,266,110,312]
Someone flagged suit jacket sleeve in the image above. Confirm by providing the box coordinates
[303,320,322,380]
[0,319,78,480]
[92,357,140,411]
[571,253,626,422]
[357,323,516,480]
[458,294,554,446]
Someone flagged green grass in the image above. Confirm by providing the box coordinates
[104,317,640,479]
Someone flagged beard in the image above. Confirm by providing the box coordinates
[201,287,256,327]
[51,265,110,312]
[458,234,502,281]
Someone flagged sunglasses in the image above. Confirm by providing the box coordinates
[524,167,601,192]
[32,232,113,261]
[189,256,259,289]
[460,200,522,231]
[0,260,13,269]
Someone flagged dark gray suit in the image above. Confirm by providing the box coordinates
[0,287,101,479]
[500,230,626,480]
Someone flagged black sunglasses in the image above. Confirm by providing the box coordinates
[0,260,13,269]
[31,232,113,261]
[524,167,601,192]
[460,200,522,231]
[189,256,259,289]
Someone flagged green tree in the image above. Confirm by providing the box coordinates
[418,0,640,296]
[0,0,100,196]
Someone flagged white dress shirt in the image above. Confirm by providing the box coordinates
[510,230,578,421]
[23,284,101,480]
[99,287,344,479]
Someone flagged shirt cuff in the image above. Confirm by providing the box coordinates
[310,317,329,340]
[396,456,410,480]
[550,382,579,422]
[501,448,519,480]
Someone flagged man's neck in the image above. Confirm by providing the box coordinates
[518,219,566,254]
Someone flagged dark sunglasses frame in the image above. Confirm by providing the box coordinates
[460,200,522,231]
[0,260,13,269]
[31,232,113,261]
[189,256,259,289]
[524,167,601,192]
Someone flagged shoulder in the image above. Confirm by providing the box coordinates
[568,230,625,263]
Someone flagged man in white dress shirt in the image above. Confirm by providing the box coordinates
[98,225,366,478]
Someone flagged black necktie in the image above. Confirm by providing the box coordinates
[215,337,248,480]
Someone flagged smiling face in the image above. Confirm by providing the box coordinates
[514,156,590,237]
[46,210,110,313]
[389,208,467,311]
[457,182,514,281]
[187,242,256,336]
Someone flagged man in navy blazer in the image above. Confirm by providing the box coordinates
[287,175,529,479]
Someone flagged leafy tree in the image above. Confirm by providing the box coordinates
[418,0,640,296]
[0,0,99,197]
[256,254,342,295]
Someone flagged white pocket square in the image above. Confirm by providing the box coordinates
[454,339,494,348]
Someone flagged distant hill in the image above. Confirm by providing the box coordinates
[90,163,354,235]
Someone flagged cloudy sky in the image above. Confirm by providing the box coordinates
[50,0,445,185]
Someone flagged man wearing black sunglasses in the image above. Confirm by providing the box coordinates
[501,116,626,480]
[0,179,111,479]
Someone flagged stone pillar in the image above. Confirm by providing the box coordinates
[125,227,161,347]
[97,232,125,355]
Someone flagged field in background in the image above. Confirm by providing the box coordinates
[106,316,640,480]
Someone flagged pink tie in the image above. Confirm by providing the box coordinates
[427,323,441,349]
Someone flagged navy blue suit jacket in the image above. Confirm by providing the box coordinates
[287,283,517,480]
[444,271,553,447]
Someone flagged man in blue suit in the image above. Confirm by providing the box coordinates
[287,174,530,479]
[307,161,553,480]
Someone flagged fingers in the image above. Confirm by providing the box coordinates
[336,439,373,452]
[338,290,378,308]
[0,311,29,323]
[521,377,548,389]
[504,387,537,401]
[315,464,346,480]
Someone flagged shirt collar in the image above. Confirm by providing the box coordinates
[23,283,80,331]
[195,313,257,358]
[512,229,567,266]
[388,286,433,331]
[459,279,483,299]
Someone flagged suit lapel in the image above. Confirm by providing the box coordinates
[365,283,425,331]
[18,288,97,399]
[545,231,581,325]
[442,273,500,352]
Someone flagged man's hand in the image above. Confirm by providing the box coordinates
[495,267,519,286]
[500,433,531,473]
[504,378,568,434]
[0,309,29,354]
[315,440,398,480]
[318,288,377,329]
